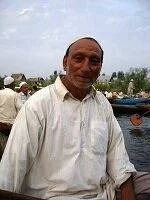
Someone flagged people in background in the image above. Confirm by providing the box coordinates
[127,79,134,97]
[104,90,112,99]
[30,85,38,95]
[112,90,118,98]
[118,89,124,98]
[18,82,31,104]
[0,37,136,200]
[0,77,22,159]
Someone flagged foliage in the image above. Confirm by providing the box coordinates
[0,76,4,89]
[110,72,117,81]
[95,67,150,94]
[124,67,150,93]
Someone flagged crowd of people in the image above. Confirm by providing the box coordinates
[0,37,149,200]
[104,80,150,100]
[0,78,38,158]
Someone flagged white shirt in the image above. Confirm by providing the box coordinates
[0,88,22,124]
[0,76,135,199]
[18,92,30,104]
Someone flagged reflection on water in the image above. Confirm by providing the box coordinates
[115,114,150,172]
[130,128,143,137]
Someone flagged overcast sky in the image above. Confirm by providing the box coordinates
[0,0,150,78]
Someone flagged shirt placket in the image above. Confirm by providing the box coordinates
[80,100,88,147]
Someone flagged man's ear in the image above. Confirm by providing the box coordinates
[63,56,67,71]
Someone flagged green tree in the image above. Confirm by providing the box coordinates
[125,67,150,93]
[117,71,125,80]
[110,72,117,81]
[0,76,4,89]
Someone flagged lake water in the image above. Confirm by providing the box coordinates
[116,114,150,172]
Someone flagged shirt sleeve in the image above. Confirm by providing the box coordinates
[106,104,136,188]
[0,101,44,193]
[15,93,23,112]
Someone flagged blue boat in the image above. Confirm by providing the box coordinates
[111,97,150,105]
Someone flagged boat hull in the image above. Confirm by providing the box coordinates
[111,97,150,105]
[111,104,148,115]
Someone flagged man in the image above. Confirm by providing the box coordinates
[18,82,31,104]
[0,37,135,199]
[0,77,22,158]
[30,85,39,95]
[127,79,134,97]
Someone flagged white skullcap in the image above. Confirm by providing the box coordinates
[4,77,14,86]
[19,82,27,88]
[67,35,94,46]
[130,79,134,82]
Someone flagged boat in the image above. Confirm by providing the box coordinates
[136,103,150,110]
[110,97,150,105]
[111,104,145,115]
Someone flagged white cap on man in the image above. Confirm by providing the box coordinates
[19,82,27,88]
[130,79,134,82]
[4,77,14,86]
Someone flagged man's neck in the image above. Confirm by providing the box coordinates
[60,75,90,101]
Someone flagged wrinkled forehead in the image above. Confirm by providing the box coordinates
[68,39,102,56]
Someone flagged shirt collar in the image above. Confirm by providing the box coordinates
[54,75,96,102]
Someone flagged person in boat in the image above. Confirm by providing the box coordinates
[127,79,134,97]
[104,90,112,99]
[0,37,136,200]
[0,77,22,159]
[18,82,31,104]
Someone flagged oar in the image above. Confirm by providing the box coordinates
[130,109,150,126]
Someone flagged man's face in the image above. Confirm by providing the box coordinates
[20,84,29,95]
[63,39,103,89]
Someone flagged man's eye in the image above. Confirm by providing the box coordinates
[75,56,83,62]
[90,58,100,65]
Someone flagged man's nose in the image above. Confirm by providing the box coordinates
[81,58,91,72]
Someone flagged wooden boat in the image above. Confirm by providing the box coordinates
[136,103,150,110]
[110,97,150,105]
[111,104,145,115]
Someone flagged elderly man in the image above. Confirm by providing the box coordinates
[18,82,31,104]
[0,77,22,159]
[0,37,136,200]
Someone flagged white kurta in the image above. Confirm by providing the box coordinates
[0,76,135,199]
[0,88,22,124]
[18,92,31,104]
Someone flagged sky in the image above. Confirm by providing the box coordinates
[0,0,150,79]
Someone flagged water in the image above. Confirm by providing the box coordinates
[116,114,150,172]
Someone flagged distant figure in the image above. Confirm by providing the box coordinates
[18,82,31,104]
[118,90,124,98]
[104,90,112,99]
[127,79,134,97]
[0,77,22,158]
[112,90,118,98]
[30,85,38,95]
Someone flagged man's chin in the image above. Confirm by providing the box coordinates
[74,82,91,89]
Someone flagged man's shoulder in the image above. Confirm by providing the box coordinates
[95,90,109,101]
[0,88,16,95]
[95,90,113,110]
[27,84,55,102]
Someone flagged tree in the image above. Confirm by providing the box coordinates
[110,72,117,81]
[125,67,150,93]
[0,76,4,89]
[117,71,125,80]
